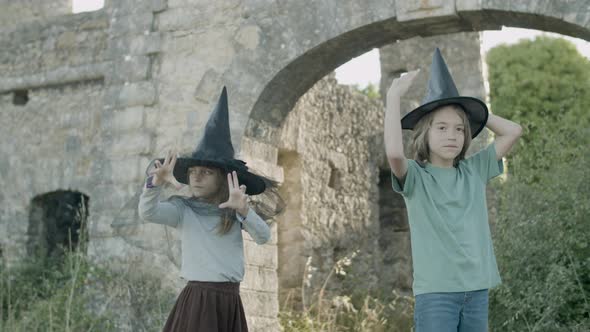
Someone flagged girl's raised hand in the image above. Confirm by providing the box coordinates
[386,69,420,101]
[219,171,248,216]
[147,150,183,189]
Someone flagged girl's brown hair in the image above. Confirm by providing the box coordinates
[202,168,235,235]
[411,104,472,167]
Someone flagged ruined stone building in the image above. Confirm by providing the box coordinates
[1,0,588,330]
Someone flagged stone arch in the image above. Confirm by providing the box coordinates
[27,190,89,258]
[244,6,590,141]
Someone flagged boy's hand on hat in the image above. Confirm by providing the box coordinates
[219,171,249,216]
[148,150,183,190]
[387,69,420,100]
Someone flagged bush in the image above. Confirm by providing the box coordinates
[0,249,176,331]
[279,252,414,331]
[489,148,590,331]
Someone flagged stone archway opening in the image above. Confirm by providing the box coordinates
[27,190,89,259]
[245,75,387,314]
[246,11,590,142]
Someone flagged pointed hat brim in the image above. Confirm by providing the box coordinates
[152,157,267,195]
[401,96,489,138]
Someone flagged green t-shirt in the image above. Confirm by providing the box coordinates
[392,143,504,295]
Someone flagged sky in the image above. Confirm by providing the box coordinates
[335,27,590,88]
[71,0,104,13]
[72,0,590,89]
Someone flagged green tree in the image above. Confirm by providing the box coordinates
[487,36,590,182]
[487,36,590,331]
[354,83,381,100]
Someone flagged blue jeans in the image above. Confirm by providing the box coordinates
[414,289,489,332]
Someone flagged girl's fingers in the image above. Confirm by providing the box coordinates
[155,160,162,168]
[170,153,177,168]
[400,69,419,78]
[164,150,171,165]
[239,184,247,194]
[404,69,420,82]
[232,171,240,188]
[227,172,234,189]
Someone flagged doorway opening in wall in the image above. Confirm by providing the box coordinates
[27,190,89,260]
[72,0,104,14]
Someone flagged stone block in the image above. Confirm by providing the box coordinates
[244,239,277,268]
[246,316,280,332]
[110,1,163,16]
[158,7,200,31]
[111,106,146,132]
[194,69,223,103]
[150,0,168,12]
[64,135,82,153]
[88,214,116,238]
[240,156,284,183]
[456,0,484,12]
[107,55,151,84]
[109,132,153,157]
[144,107,161,129]
[109,13,153,36]
[327,150,349,172]
[241,289,279,318]
[395,0,458,22]
[481,0,511,11]
[131,32,162,54]
[242,264,278,292]
[111,81,156,108]
[240,136,278,164]
[234,25,261,50]
[109,156,143,183]
[111,33,162,56]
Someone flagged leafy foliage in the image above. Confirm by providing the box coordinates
[487,36,590,182]
[487,36,590,331]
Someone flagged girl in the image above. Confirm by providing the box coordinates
[384,49,522,331]
[138,87,282,332]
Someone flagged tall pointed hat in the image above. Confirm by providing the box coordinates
[401,48,489,138]
[159,87,267,195]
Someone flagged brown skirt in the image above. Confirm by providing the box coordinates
[162,281,248,332]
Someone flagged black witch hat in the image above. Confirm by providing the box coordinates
[158,87,266,195]
[401,48,488,138]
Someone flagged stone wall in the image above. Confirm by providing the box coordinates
[0,11,109,90]
[0,80,104,261]
[274,75,385,307]
[0,0,72,27]
[0,8,109,262]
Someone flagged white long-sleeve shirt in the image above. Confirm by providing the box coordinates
[138,183,271,282]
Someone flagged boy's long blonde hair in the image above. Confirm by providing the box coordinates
[411,104,472,167]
